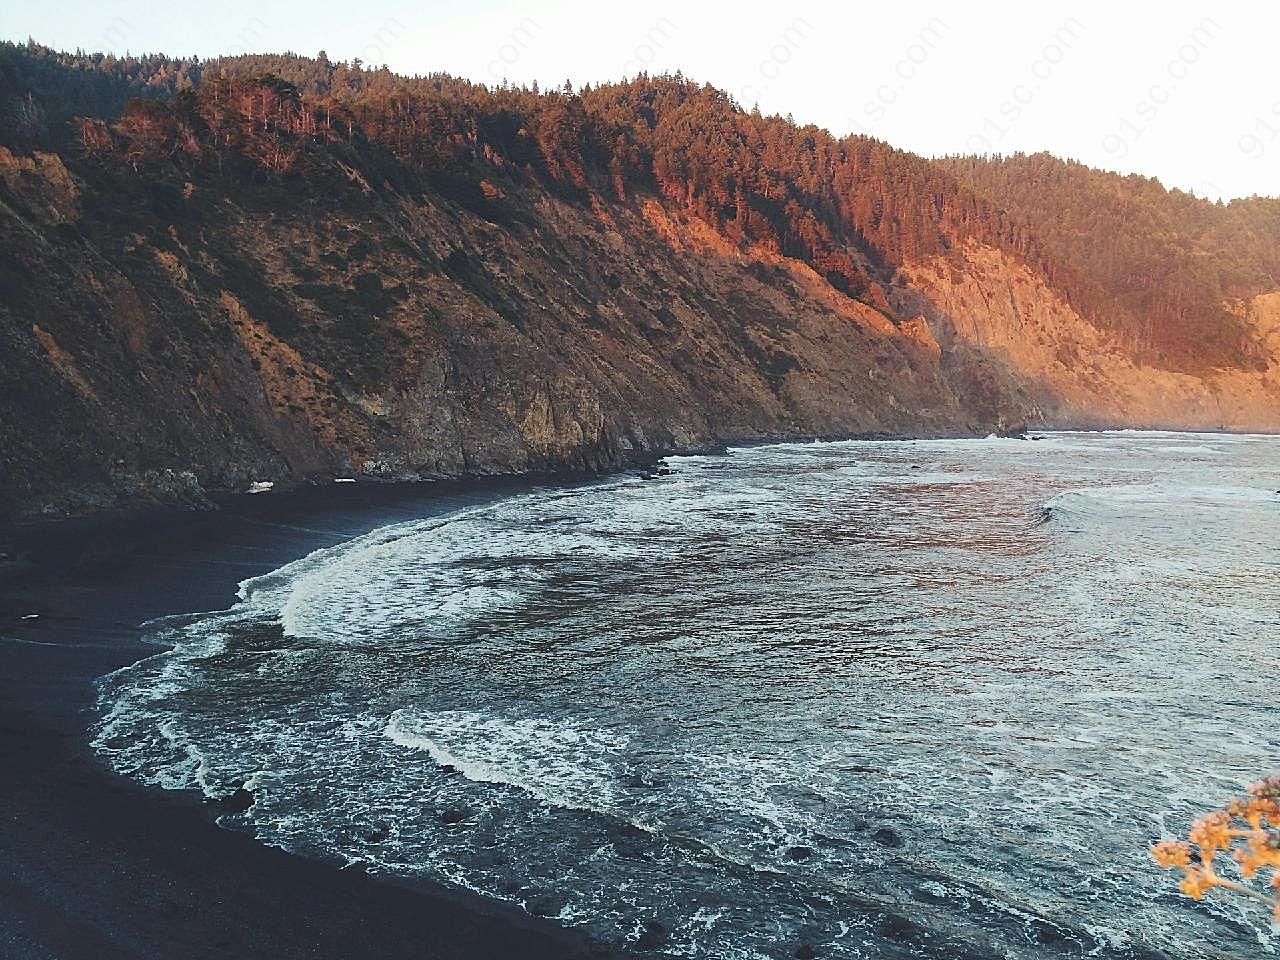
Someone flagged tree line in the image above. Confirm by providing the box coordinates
[3,39,1277,372]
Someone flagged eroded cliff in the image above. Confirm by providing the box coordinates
[4,54,1280,518]
[899,242,1280,432]
[0,148,1014,517]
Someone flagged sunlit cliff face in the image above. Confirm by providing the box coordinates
[5,59,1280,517]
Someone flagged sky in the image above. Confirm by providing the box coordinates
[7,0,1280,200]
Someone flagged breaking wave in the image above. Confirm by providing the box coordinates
[94,431,1280,959]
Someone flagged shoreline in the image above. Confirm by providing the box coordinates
[0,475,627,960]
[2,429,975,525]
[15,420,1280,527]
[5,427,1267,958]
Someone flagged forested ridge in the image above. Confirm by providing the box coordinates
[5,39,1279,373]
[3,40,1280,517]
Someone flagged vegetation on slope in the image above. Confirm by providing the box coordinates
[4,40,1278,374]
[2,40,1279,516]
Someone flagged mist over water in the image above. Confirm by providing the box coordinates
[95,432,1280,959]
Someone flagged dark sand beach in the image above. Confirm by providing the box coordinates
[0,479,622,960]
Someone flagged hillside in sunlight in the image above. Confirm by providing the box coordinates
[3,40,1280,517]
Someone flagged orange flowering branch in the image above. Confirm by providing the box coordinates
[1152,776,1280,920]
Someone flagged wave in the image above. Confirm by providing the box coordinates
[1041,482,1277,519]
[384,709,629,813]
[89,432,1280,960]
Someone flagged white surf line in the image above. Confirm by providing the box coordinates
[240,519,382,538]
[0,634,133,648]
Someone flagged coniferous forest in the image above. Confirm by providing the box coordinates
[7,40,1280,369]
[3,39,1280,515]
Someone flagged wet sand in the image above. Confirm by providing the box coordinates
[0,479,623,960]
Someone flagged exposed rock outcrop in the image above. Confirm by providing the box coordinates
[2,143,1278,519]
[899,242,1280,432]
[0,157,1015,518]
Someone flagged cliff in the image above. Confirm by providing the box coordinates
[1,46,1278,518]
[0,147,1015,517]
[898,241,1280,431]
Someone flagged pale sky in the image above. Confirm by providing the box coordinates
[7,0,1280,200]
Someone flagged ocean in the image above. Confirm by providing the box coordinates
[94,432,1280,959]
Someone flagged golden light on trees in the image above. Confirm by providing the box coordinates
[1152,776,1280,920]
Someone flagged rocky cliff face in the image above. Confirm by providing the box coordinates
[5,51,1280,519]
[898,242,1280,431]
[0,148,1012,518]
[2,136,1278,519]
